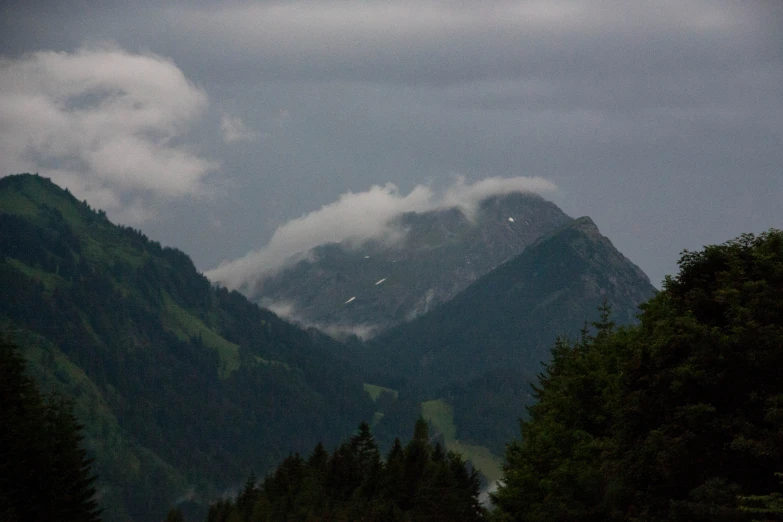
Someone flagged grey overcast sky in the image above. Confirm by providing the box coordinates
[1,1,781,287]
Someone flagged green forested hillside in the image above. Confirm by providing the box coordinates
[494,230,783,521]
[0,174,375,521]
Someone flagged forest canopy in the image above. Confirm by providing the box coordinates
[493,230,783,521]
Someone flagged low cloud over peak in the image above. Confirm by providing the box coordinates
[169,1,764,86]
[205,176,556,290]
[0,45,217,222]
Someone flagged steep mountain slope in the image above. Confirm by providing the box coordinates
[255,193,572,337]
[0,174,374,522]
[367,217,656,451]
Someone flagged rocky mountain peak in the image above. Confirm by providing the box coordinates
[254,191,573,337]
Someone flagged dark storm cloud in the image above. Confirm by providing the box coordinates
[4,2,776,86]
[0,1,781,286]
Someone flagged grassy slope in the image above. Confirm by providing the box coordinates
[161,292,240,378]
[421,399,503,484]
[362,384,503,482]
[0,177,200,519]
[363,383,400,427]
[363,382,399,401]
[6,257,65,289]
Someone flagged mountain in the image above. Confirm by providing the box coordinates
[0,174,375,522]
[254,193,572,337]
[366,216,657,452]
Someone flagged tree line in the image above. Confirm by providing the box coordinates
[195,419,484,522]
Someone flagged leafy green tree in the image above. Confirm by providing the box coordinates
[492,325,629,521]
[494,230,783,522]
[611,231,783,521]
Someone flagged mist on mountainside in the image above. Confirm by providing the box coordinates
[210,180,575,337]
[206,176,557,288]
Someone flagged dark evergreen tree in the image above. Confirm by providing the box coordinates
[400,417,433,511]
[383,437,406,508]
[0,336,101,522]
[351,421,383,498]
[235,472,258,521]
[307,442,329,472]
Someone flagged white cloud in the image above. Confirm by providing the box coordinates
[263,299,380,341]
[0,45,217,221]
[206,182,432,289]
[205,176,557,290]
[439,176,558,217]
[220,113,260,143]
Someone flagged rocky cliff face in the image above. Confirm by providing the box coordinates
[254,192,572,337]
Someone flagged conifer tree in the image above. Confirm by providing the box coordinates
[351,421,383,497]
[307,442,329,472]
[235,472,258,521]
[0,336,101,522]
